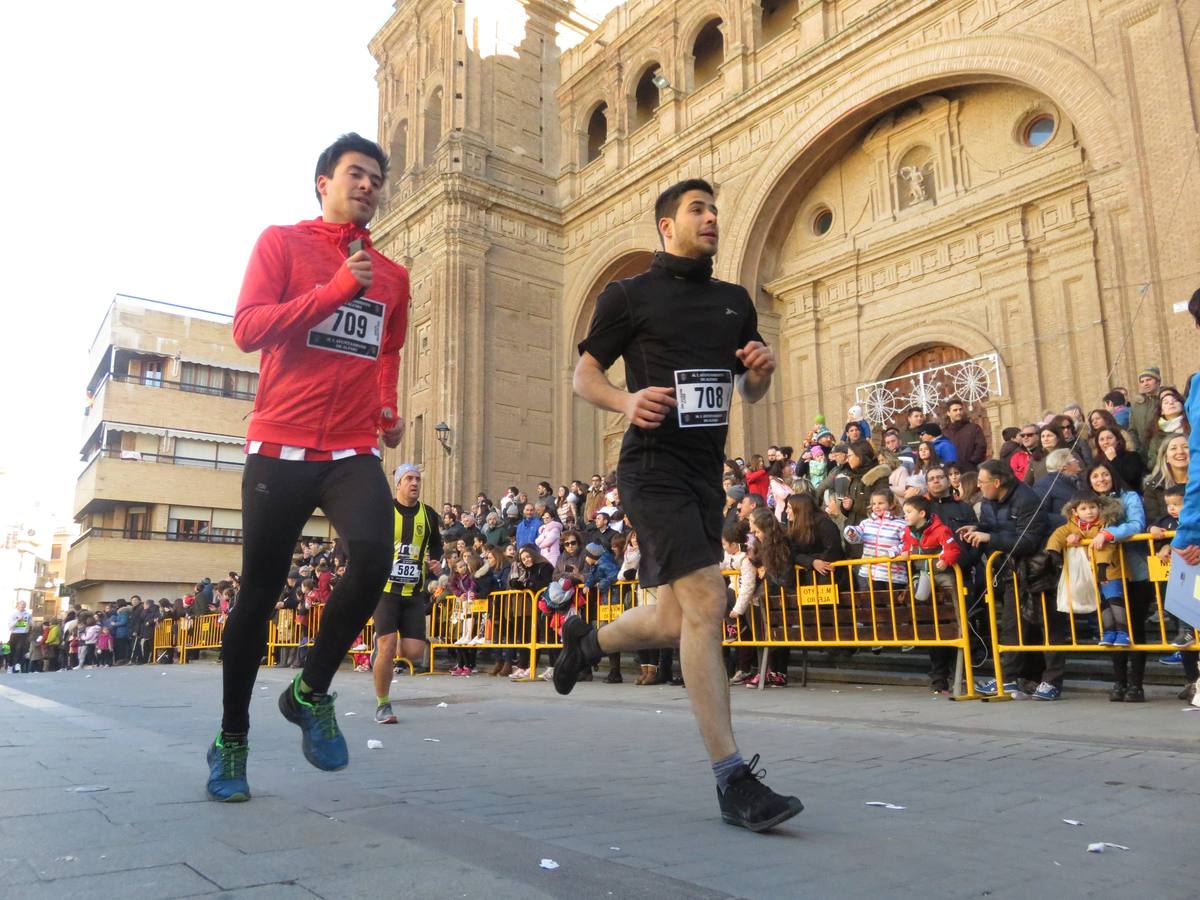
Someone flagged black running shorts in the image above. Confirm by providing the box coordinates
[372,592,428,641]
[618,467,724,588]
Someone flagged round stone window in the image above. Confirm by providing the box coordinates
[1022,114,1056,148]
[812,207,834,236]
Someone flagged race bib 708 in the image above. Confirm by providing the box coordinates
[674,369,733,428]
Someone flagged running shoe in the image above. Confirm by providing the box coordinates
[767,671,787,687]
[1098,631,1115,646]
[375,702,397,725]
[508,667,529,680]
[1031,682,1061,701]
[718,754,804,833]
[205,734,250,802]
[541,666,554,682]
[1111,631,1131,647]
[1171,631,1196,648]
[729,670,752,685]
[1160,652,1183,665]
[974,678,1020,697]
[278,675,348,771]
[552,615,602,696]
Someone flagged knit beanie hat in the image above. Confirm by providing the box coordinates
[584,542,604,559]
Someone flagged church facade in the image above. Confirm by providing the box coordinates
[368,0,1200,502]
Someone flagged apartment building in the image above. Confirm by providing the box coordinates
[64,295,332,607]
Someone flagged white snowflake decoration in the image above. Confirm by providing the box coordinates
[951,362,991,405]
[906,381,942,414]
[862,385,899,426]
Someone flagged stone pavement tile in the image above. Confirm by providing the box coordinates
[198,885,319,900]
[0,856,41,886]
[0,808,114,851]
[24,838,230,882]
[183,845,402,892]
[298,857,562,900]
[16,863,217,900]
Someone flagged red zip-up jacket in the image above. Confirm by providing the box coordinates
[233,217,409,450]
[900,514,962,568]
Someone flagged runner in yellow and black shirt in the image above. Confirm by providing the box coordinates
[372,464,442,724]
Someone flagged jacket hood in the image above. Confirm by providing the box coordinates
[863,463,892,485]
[292,217,372,249]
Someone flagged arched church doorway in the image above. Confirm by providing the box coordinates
[569,251,655,478]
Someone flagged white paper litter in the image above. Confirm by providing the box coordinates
[85,675,92,679]
[1087,842,1131,853]
[609,846,620,851]
[56,856,77,862]
[655,710,662,714]
[260,686,268,690]
[366,740,383,750]
[70,785,109,793]
[1063,819,1084,826]
[161,672,166,675]
[436,702,448,708]
[830,689,841,693]
[344,711,357,716]
[539,859,559,870]
[423,738,440,742]
[865,802,906,810]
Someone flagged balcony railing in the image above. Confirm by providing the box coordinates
[72,527,243,547]
[89,371,256,407]
[84,447,244,471]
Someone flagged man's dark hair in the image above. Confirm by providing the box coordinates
[906,406,924,417]
[742,492,765,509]
[314,132,388,204]
[1001,426,1019,442]
[979,459,1016,489]
[902,495,932,518]
[537,481,552,492]
[1189,288,1200,328]
[1102,390,1127,407]
[1165,484,1187,500]
[654,178,715,242]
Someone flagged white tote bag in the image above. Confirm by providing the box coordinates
[1056,546,1098,614]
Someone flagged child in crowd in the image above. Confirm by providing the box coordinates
[96,626,114,667]
[449,554,478,674]
[844,488,908,591]
[1150,485,1193,646]
[82,615,100,668]
[583,539,623,682]
[1045,493,1128,645]
[746,508,795,686]
[723,520,760,686]
[897,495,962,695]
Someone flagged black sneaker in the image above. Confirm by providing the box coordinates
[718,754,804,833]
[552,615,601,696]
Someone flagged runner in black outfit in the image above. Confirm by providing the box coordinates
[560,179,803,832]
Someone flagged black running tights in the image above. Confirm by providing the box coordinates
[221,454,392,734]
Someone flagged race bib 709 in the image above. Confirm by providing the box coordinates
[307,297,384,359]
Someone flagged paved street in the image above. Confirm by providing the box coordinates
[0,661,1196,899]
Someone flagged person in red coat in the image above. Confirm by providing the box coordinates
[898,495,963,695]
[744,454,769,500]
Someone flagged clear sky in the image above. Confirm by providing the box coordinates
[0,0,393,536]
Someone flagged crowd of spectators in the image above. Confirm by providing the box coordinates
[5,362,1196,705]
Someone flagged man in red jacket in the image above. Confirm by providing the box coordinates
[207,133,409,803]
[898,495,963,695]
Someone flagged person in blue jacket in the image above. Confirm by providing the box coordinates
[1084,460,1150,701]
[1169,289,1200,695]
[918,423,959,463]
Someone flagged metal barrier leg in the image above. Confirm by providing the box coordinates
[757,646,768,692]
[801,649,808,687]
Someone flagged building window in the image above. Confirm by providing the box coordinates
[633,66,661,129]
[586,103,608,163]
[424,88,443,166]
[180,363,257,400]
[51,543,62,560]
[169,519,210,541]
[1021,114,1056,148]
[391,119,408,173]
[761,0,796,43]
[413,414,425,465]
[692,19,724,88]
[812,207,834,236]
[126,509,149,540]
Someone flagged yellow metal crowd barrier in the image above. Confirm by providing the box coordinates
[722,555,977,698]
[428,588,540,679]
[152,619,176,661]
[179,612,225,663]
[528,580,643,679]
[984,532,1198,699]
